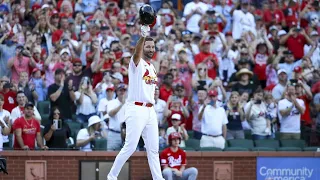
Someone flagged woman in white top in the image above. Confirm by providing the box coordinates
[0,94,11,151]
[75,77,98,124]
[192,63,214,101]
[76,116,107,151]
[244,88,271,140]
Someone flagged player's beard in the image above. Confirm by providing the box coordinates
[143,51,154,60]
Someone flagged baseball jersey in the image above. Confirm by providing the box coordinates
[127,57,158,104]
[160,147,187,170]
[12,117,40,150]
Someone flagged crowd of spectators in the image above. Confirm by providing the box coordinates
[0,0,319,157]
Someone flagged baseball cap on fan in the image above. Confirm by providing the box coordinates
[106,84,115,91]
[277,69,287,75]
[111,72,123,83]
[25,102,34,108]
[171,114,181,121]
[122,52,131,58]
[117,83,127,90]
[208,90,218,97]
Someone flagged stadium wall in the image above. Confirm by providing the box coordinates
[0,151,318,180]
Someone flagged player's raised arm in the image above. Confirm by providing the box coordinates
[132,25,150,66]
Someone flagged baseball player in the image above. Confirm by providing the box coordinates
[107,25,164,180]
[160,132,198,180]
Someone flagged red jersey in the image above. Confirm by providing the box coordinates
[0,91,17,112]
[253,53,269,80]
[194,52,219,79]
[298,95,312,125]
[263,9,285,25]
[283,4,298,27]
[117,22,127,34]
[159,85,173,102]
[12,117,40,150]
[160,147,186,170]
[286,34,307,60]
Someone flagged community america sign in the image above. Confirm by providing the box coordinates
[257,157,320,180]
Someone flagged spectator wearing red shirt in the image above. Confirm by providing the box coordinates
[12,102,48,150]
[160,132,198,180]
[120,52,131,85]
[105,2,119,19]
[159,73,174,102]
[280,26,313,60]
[117,13,127,34]
[170,84,193,130]
[253,38,274,88]
[282,1,299,27]
[263,0,286,27]
[295,81,313,145]
[194,40,219,79]
[0,80,17,113]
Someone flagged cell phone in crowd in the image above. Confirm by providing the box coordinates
[290,79,298,86]
[255,100,262,104]
[53,120,62,129]
[83,77,89,85]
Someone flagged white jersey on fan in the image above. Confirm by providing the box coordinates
[127,57,158,104]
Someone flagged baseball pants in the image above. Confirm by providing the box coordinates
[162,167,198,180]
[107,103,164,180]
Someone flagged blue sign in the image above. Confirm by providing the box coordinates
[257,157,320,180]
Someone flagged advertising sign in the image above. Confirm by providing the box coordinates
[257,157,320,180]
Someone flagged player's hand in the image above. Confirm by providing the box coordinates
[140,25,150,37]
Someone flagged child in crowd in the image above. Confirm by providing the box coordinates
[29,68,47,102]
[159,125,167,149]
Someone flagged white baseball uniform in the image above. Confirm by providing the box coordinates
[107,57,164,180]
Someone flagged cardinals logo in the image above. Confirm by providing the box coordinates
[143,69,157,85]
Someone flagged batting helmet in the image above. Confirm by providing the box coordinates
[168,132,182,146]
[139,4,156,25]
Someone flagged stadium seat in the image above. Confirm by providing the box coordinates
[277,147,302,151]
[37,101,50,115]
[66,121,82,139]
[187,131,194,138]
[93,138,107,151]
[41,114,50,126]
[82,123,88,128]
[303,147,320,151]
[280,139,306,149]
[278,139,305,151]
[224,147,249,151]
[275,132,281,140]
[251,147,276,151]
[72,114,77,121]
[181,147,196,151]
[185,139,200,151]
[227,139,254,149]
[254,139,280,149]
[200,147,223,151]
[244,130,252,139]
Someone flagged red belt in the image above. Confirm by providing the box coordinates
[134,102,153,107]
